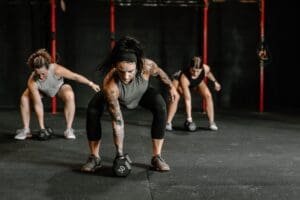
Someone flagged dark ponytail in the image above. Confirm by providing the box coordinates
[99,36,144,75]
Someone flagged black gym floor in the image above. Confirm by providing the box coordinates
[1,108,300,200]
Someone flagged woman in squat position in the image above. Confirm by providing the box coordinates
[81,36,177,172]
[15,49,100,140]
[166,56,221,131]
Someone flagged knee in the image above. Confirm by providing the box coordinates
[174,92,180,103]
[203,91,212,101]
[87,106,100,118]
[87,102,104,120]
[153,98,167,116]
[20,93,30,106]
[64,90,75,103]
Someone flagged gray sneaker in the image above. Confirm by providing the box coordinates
[81,155,102,172]
[14,128,32,140]
[151,155,170,172]
[209,122,218,131]
[64,128,76,139]
[165,122,173,131]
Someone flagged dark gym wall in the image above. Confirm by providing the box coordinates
[0,0,299,111]
[209,2,260,109]
[1,0,50,108]
[266,1,300,111]
[1,0,201,109]
[58,2,201,108]
[56,1,111,108]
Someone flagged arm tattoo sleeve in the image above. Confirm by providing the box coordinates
[105,90,125,155]
[151,62,173,89]
[105,90,124,134]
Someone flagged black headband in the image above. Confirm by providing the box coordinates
[115,52,137,63]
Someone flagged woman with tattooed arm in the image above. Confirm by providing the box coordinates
[81,36,177,173]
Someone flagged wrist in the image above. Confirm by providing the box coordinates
[88,81,93,87]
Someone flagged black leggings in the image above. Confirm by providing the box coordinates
[86,87,167,141]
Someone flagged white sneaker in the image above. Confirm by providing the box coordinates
[64,128,76,139]
[166,122,173,131]
[15,128,32,140]
[209,122,218,131]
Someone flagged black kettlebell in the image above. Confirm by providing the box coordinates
[113,154,132,177]
[184,121,197,132]
[37,127,53,140]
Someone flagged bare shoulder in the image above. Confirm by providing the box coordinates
[103,75,119,98]
[142,58,161,77]
[105,67,116,79]
[179,72,189,86]
[27,76,38,90]
[142,58,156,71]
[52,63,63,75]
[27,76,35,85]
[103,68,116,84]
[52,63,59,70]
[143,58,155,65]
[203,64,210,71]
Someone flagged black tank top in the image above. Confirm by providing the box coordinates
[182,69,205,88]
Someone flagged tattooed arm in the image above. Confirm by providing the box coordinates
[143,58,177,102]
[104,79,125,156]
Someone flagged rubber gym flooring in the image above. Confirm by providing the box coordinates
[0,108,300,200]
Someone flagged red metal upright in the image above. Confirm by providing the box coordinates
[110,0,116,49]
[203,0,209,64]
[259,0,265,113]
[202,0,209,111]
[50,0,57,114]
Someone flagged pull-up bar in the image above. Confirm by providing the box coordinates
[111,0,257,7]
[112,0,203,7]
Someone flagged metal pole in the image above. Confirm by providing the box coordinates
[110,0,116,49]
[202,0,209,112]
[259,0,265,113]
[50,0,57,114]
[203,0,208,64]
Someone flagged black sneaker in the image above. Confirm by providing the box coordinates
[81,155,102,172]
[151,155,170,172]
